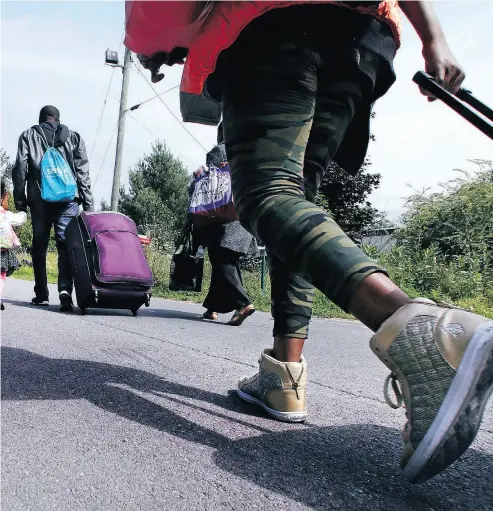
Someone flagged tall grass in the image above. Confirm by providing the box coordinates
[12,242,492,319]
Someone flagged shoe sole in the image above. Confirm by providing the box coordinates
[32,302,49,306]
[403,320,493,483]
[236,388,307,423]
[228,308,255,326]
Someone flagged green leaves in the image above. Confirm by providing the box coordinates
[315,159,381,242]
[117,140,190,250]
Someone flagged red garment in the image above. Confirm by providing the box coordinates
[125,1,401,96]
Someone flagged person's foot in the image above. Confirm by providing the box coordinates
[227,304,255,326]
[370,299,493,483]
[59,291,74,312]
[203,310,218,321]
[237,349,307,422]
[31,296,49,306]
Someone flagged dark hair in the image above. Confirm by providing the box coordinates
[206,144,227,166]
[1,180,7,199]
[39,105,60,124]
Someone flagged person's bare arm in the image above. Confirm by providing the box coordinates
[400,1,465,98]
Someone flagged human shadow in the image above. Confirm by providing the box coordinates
[2,347,492,510]
[2,298,205,322]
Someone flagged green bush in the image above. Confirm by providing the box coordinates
[397,160,493,265]
[13,242,492,319]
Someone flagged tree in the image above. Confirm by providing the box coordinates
[118,141,190,250]
[1,148,13,189]
[315,113,381,242]
[99,199,110,212]
[316,158,381,242]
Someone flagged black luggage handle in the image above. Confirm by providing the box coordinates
[413,71,493,141]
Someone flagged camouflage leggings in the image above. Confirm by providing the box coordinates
[222,41,386,339]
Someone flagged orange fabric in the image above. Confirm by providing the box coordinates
[181,0,401,95]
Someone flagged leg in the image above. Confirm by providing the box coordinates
[29,200,52,302]
[54,201,78,308]
[0,271,6,310]
[267,72,355,361]
[203,243,252,314]
[268,251,313,361]
[224,37,493,481]
[225,255,256,326]
[223,44,404,330]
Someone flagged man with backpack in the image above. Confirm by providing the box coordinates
[127,1,493,483]
[13,105,94,312]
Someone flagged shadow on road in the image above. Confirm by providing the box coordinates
[2,298,205,322]
[2,347,492,510]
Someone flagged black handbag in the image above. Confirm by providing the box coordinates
[169,221,204,292]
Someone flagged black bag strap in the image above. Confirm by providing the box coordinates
[413,71,493,140]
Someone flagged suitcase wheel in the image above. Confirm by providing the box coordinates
[131,308,138,317]
[145,294,150,307]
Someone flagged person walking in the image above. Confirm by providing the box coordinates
[189,142,256,326]
[129,1,492,483]
[0,181,27,310]
[13,105,94,312]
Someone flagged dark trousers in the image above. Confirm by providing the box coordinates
[29,200,79,300]
[203,244,251,314]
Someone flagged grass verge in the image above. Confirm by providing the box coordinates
[13,248,492,319]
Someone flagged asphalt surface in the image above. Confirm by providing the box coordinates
[2,279,492,511]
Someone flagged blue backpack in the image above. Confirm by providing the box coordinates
[37,126,77,203]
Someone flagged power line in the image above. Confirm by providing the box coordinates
[127,113,195,164]
[127,84,180,112]
[89,16,130,161]
[127,112,159,139]
[90,67,116,160]
[133,63,208,152]
[91,7,137,198]
[92,122,119,189]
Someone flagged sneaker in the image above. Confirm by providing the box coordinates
[227,304,255,326]
[237,349,307,422]
[31,296,49,306]
[59,291,74,312]
[370,299,493,483]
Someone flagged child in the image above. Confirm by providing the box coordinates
[1,181,27,310]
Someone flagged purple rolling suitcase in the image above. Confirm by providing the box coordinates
[65,212,153,315]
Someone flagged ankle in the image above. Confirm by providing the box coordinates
[272,336,305,363]
[348,273,411,332]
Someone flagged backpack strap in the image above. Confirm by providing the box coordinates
[35,124,57,149]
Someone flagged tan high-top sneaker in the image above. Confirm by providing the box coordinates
[370,299,493,483]
[237,350,307,422]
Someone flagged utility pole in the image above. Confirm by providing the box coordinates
[110,47,131,211]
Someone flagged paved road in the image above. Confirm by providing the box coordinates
[2,279,492,511]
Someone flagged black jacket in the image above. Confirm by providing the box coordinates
[13,123,94,212]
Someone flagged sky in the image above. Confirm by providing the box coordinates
[1,1,492,220]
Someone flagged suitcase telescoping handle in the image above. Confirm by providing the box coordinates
[413,71,493,141]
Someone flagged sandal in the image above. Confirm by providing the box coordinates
[227,304,255,326]
[203,310,218,320]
